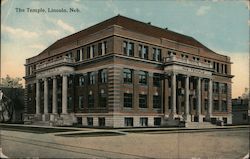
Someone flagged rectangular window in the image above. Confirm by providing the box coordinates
[81,48,84,60]
[99,69,107,83]
[98,43,102,56]
[142,46,148,59]
[204,99,208,110]
[78,96,84,108]
[221,83,227,94]
[123,69,132,83]
[87,46,91,59]
[140,117,148,126]
[91,45,95,58]
[98,117,105,127]
[213,100,219,111]
[99,93,107,107]
[139,71,147,85]
[153,95,161,109]
[123,41,128,55]
[139,45,148,59]
[154,118,161,126]
[221,100,227,112]
[216,63,219,72]
[153,73,161,87]
[225,64,228,74]
[79,75,85,86]
[89,72,96,85]
[138,45,142,57]
[204,80,209,91]
[77,117,82,125]
[67,96,73,110]
[243,113,247,120]
[68,78,73,88]
[193,98,197,110]
[124,117,133,127]
[88,95,94,108]
[193,80,197,90]
[139,94,147,108]
[128,42,134,56]
[103,41,107,55]
[213,82,219,93]
[124,93,133,108]
[76,49,80,61]
[87,117,93,126]
[153,48,161,61]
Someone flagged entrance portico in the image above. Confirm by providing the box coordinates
[35,64,74,122]
[164,56,213,122]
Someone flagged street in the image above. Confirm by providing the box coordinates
[1,127,249,158]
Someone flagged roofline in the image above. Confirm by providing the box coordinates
[30,14,229,61]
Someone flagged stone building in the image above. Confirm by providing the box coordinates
[24,15,233,127]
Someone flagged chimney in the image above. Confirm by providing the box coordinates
[147,22,151,25]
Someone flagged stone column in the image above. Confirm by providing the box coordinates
[102,42,105,55]
[44,78,48,114]
[196,77,201,115]
[185,75,191,121]
[196,77,204,122]
[62,74,68,114]
[90,46,93,58]
[52,76,58,114]
[208,79,213,117]
[80,49,83,61]
[36,79,40,115]
[171,72,176,115]
[164,78,169,115]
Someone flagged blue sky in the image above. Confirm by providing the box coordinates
[1,0,249,97]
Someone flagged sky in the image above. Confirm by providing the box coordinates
[1,0,249,98]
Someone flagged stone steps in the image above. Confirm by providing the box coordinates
[186,122,216,128]
[32,121,50,126]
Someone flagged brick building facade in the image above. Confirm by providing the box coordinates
[24,15,233,127]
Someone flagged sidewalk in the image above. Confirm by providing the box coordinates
[1,124,248,158]
[1,123,248,135]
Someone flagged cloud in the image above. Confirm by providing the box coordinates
[28,44,46,50]
[46,29,60,36]
[56,19,75,33]
[196,6,211,16]
[1,25,39,38]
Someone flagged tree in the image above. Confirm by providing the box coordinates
[0,90,14,122]
[0,75,23,88]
